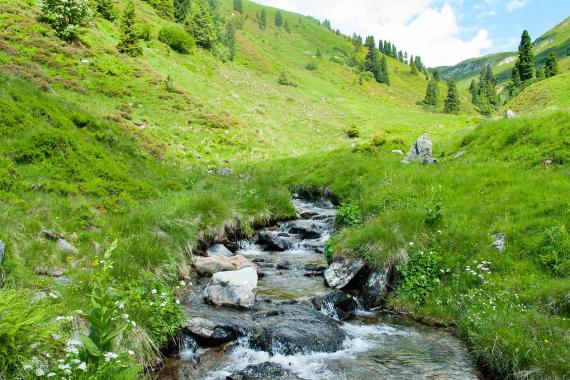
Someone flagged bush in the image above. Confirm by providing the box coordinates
[397,248,445,304]
[278,70,297,87]
[345,124,359,139]
[40,0,93,41]
[335,202,363,227]
[305,62,318,71]
[538,226,570,276]
[158,25,196,54]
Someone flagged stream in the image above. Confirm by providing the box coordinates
[158,198,481,380]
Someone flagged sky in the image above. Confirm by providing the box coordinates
[253,0,570,67]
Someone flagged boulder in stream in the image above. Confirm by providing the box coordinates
[228,362,302,380]
[184,317,243,345]
[324,255,365,289]
[257,231,292,251]
[285,220,321,239]
[312,290,359,320]
[251,305,347,355]
[362,266,392,308]
[207,244,234,257]
[204,267,258,309]
[194,255,261,277]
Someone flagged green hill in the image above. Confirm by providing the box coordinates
[437,16,570,87]
[1,1,570,379]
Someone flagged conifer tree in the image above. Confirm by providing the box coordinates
[392,45,397,59]
[151,0,174,20]
[117,1,142,57]
[432,69,440,82]
[398,51,403,63]
[174,0,191,22]
[410,63,419,75]
[95,0,115,21]
[378,56,390,85]
[544,52,559,77]
[258,8,267,30]
[363,47,380,76]
[404,52,408,64]
[536,66,545,80]
[365,36,375,50]
[224,20,236,61]
[424,79,440,108]
[275,10,283,27]
[284,19,290,33]
[188,0,216,49]
[378,40,383,53]
[508,67,522,96]
[352,34,362,51]
[233,0,243,13]
[514,30,535,82]
[444,80,460,114]
[469,79,478,102]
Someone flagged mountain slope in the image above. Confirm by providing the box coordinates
[437,16,570,86]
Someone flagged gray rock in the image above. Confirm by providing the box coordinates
[324,255,365,289]
[219,167,233,176]
[194,255,260,277]
[204,267,258,309]
[276,260,291,270]
[228,362,302,380]
[251,305,347,355]
[391,149,404,155]
[42,229,62,240]
[490,233,506,252]
[313,291,359,320]
[402,134,438,164]
[454,151,466,159]
[362,267,391,308]
[257,231,291,251]
[286,220,321,239]
[184,317,243,345]
[56,239,79,254]
[0,240,5,265]
[207,244,234,257]
[505,109,516,119]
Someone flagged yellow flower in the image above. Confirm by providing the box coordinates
[92,259,100,268]
[544,339,550,344]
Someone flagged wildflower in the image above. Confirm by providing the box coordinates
[77,362,87,371]
[151,289,157,294]
[123,313,130,320]
[23,364,33,371]
[544,339,550,344]
[103,352,119,363]
[175,299,180,305]
[47,373,56,378]
[35,368,45,376]
[149,301,154,306]
[408,242,415,247]
[179,280,186,286]
[128,350,135,355]
[160,302,166,308]
[131,320,136,327]
[118,303,125,309]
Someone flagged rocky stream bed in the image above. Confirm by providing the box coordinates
[157,198,481,380]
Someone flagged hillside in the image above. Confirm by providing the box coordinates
[437,16,570,87]
[1,1,570,380]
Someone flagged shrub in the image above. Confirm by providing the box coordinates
[137,23,152,41]
[305,62,318,71]
[40,0,93,41]
[158,25,196,54]
[397,248,445,304]
[324,237,338,265]
[278,70,297,87]
[345,124,359,139]
[538,226,570,276]
[335,202,363,227]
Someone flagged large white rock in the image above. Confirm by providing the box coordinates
[324,255,365,289]
[402,134,437,164]
[204,267,258,309]
[193,255,259,276]
[505,109,516,119]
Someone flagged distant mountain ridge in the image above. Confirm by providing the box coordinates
[436,16,570,85]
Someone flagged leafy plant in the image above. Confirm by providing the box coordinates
[345,124,360,139]
[305,62,318,71]
[278,70,297,87]
[538,226,570,276]
[80,241,128,368]
[397,248,445,304]
[425,203,443,228]
[335,202,363,227]
[324,237,338,265]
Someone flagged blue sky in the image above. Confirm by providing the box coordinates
[255,0,570,66]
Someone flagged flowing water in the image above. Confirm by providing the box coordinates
[159,198,481,380]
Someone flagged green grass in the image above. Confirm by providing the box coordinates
[0,0,570,379]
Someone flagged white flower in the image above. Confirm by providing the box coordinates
[77,362,87,372]
[175,299,180,305]
[123,313,130,320]
[131,321,136,327]
[67,338,82,346]
[151,289,157,294]
[118,304,125,309]
[64,345,79,355]
[47,373,56,378]
[179,280,186,286]
[149,301,154,306]
[103,352,119,363]
[23,364,33,371]
[408,242,415,247]
[161,292,167,297]
[127,350,135,355]
[160,302,166,307]
[35,368,45,376]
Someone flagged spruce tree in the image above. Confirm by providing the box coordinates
[117,1,142,57]
[536,66,545,80]
[233,0,243,13]
[514,30,535,82]
[258,8,267,30]
[444,80,460,114]
[188,0,216,49]
[378,40,383,53]
[365,36,375,50]
[284,19,290,33]
[95,0,115,21]
[174,0,191,22]
[509,67,522,96]
[432,69,440,82]
[398,50,404,63]
[544,52,559,77]
[274,10,283,27]
[404,52,408,64]
[224,20,236,61]
[469,79,478,103]
[352,34,362,51]
[378,56,390,85]
[151,0,174,20]
[424,79,440,108]
[392,45,397,59]
[363,47,380,76]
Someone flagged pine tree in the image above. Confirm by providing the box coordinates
[363,47,380,76]
[391,45,397,59]
[410,63,419,75]
[377,56,390,85]
[404,52,408,64]
[188,0,216,49]
[444,80,460,114]
[95,0,115,20]
[117,1,142,57]
[424,79,440,108]
[224,20,236,61]
[544,52,559,77]
[151,0,174,20]
[365,36,375,50]
[469,79,478,102]
[352,34,362,51]
[284,19,290,33]
[398,50,404,63]
[514,30,535,82]
[508,67,522,96]
[274,10,283,27]
[233,0,243,13]
[174,0,191,22]
[536,66,545,80]
[258,8,267,30]
[378,39,383,53]
[432,69,440,82]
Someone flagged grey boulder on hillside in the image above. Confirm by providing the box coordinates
[402,134,438,164]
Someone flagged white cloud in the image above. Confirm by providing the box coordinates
[506,0,527,12]
[253,0,491,66]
